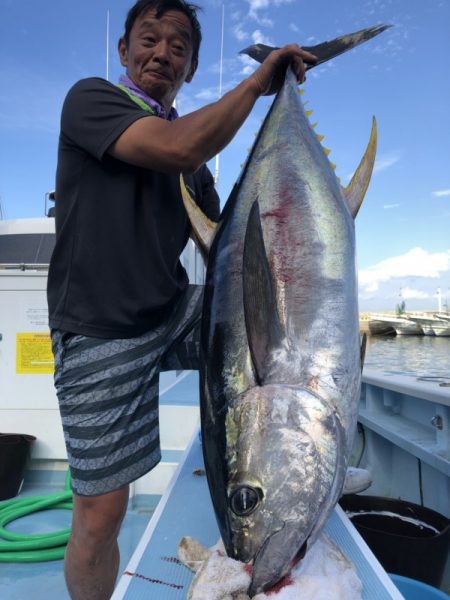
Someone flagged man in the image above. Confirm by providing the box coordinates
[47,1,316,598]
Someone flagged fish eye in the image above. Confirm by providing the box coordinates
[229,486,261,516]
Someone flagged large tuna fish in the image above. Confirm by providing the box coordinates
[181,25,387,597]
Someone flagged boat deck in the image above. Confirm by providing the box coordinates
[0,491,154,600]
[0,372,197,600]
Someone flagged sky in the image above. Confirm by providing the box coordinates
[0,0,449,312]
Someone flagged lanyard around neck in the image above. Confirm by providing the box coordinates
[116,84,157,115]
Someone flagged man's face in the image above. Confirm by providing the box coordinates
[118,9,197,111]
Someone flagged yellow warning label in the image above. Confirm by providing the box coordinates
[16,333,54,374]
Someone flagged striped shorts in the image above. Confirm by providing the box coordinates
[51,285,203,496]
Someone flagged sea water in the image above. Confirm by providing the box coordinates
[364,335,450,379]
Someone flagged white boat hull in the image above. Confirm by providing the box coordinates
[393,322,422,335]
[409,315,450,337]
[432,325,450,337]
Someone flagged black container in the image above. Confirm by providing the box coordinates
[0,433,36,500]
[339,494,450,588]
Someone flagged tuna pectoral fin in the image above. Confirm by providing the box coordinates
[360,332,367,372]
[243,201,284,385]
[342,116,377,218]
[180,174,217,259]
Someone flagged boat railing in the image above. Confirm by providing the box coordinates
[0,263,49,271]
[360,369,450,479]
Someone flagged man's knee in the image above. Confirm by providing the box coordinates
[71,485,129,547]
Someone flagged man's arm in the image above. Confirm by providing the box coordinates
[109,44,316,175]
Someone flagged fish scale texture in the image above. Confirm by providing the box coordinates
[118,436,400,599]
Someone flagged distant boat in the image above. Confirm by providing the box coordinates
[368,315,395,336]
[407,314,450,337]
[368,315,423,336]
[432,323,450,337]
[435,313,450,322]
[407,315,438,336]
[431,318,450,337]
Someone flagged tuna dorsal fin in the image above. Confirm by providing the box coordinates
[342,116,377,218]
[243,201,284,385]
[179,174,218,259]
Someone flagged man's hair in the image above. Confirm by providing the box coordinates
[123,0,202,65]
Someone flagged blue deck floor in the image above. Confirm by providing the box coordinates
[0,372,198,600]
[0,487,156,600]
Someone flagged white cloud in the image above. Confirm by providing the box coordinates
[247,0,295,20]
[233,23,249,42]
[374,152,401,173]
[195,87,221,101]
[359,247,450,294]
[239,53,258,75]
[309,59,336,81]
[383,203,400,209]
[258,16,274,27]
[179,80,237,113]
[433,189,450,198]
[358,248,450,311]
[344,151,401,186]
[247,0,270,11]
[252,29,274,45]
[400,287,430,300]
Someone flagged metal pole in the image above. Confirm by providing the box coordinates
[214,4,225,188]
[106,10,110,81]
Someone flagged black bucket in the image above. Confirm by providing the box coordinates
[0,433,36,500]
[339,494,450,588]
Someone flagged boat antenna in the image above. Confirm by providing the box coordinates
[106,10,110,81]
[214,4,225,188]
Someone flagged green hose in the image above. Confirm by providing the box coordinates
[0,471,73,562]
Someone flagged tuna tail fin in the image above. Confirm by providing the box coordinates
[240,25,392,67]
[342,116,377,218]
[243,201,284,385]
[180,174,218,260]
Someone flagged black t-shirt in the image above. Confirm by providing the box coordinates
[47,77,220,338]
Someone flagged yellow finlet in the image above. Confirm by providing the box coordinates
[342,116,378,218]
[179,175,217,259]
[304,98,334,165]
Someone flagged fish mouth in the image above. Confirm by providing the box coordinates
[248,523,309,597]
